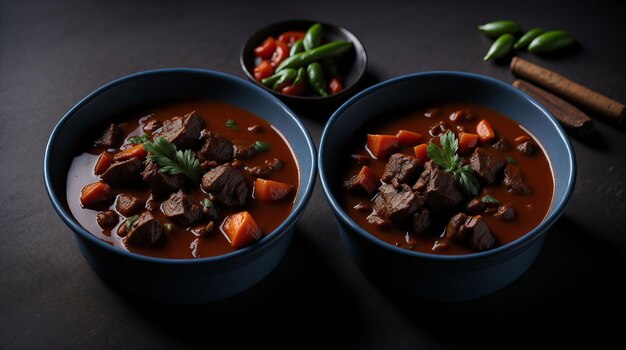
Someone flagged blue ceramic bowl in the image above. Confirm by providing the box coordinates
[319,71,576,302]
[44,69,316,304]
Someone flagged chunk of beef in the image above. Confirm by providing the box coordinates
[244,165,272,178]
[465,198,485,215]
[517,141,536,155]
[382,153,422,188]
[503,164,531,194]
[143,119,161,133]
[429,121,450,137]
[201,164,248,207]
[198,131,233,163]
[413,160,436,192]
[156,111,204,150]
[161,190,203,226]
[96,210,118,229]
[100,157,142,187]
[141,160,186,197]
[411,208,430,234]
[233,143,256,159]
[495,203,515,220]
[200,160,219,171]
[491,139,511,151]
[470,147,506,184]
[123,212,163,246]
[375,184,423,223]
[344,166,379,194]
[445,213,495,251]
[423,165,463,211]
[94,123,121,148]
[115,193,143,217]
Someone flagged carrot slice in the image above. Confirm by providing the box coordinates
[396,130,422,147]
[458,132,479,154]
[222,211,262,249]
[115,144,147,161]
[413,144,429,164]
[255,178,292,201]
[94,151,114,175]
[476,119,495,142]
[350,166,379,193]
[366,134,399,159]
[80,182,113,209]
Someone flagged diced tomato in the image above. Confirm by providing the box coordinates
[254,36,276,59]
[94,151,114,175]
[254,178,292,201]
[222,211,262,249]
[281,81,307,96]
[413,144,429,163]
[476,119,496,142]
[366,134,399,159]
[277,31,306,47]
[458,132,479,154]
[270,40,289,67]
[396,130,422,147]
[114,144,147,161]
[352,166,379,193]
[80,182,113,209]
[254,60,274,81]
[328,77,343,95]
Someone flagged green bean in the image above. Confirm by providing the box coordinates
[261,68,296,88]
[303,22,323,51]
[483,33,515,61]
[276,40,352,72]
[290,39,305,57]
[514,28,544,50]
[306,62,327,97]
[293,67,306,85]
[478,20,519,38]
[272,69,297,90]
[528,30,575,53]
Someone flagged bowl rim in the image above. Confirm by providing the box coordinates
[239,18,368,101]
[43,68,317,265]
[319,71,576,262]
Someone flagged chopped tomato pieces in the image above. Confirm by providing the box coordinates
[270,40,289,67]
[328,77,343,95]
[277,31,306,47]
[254,60,274,81]
[366,134,399,159]
[254,178,292,201]
[254,36,276,59]
[94,151,113,175]
[222,211,262,249]
[413,144,429,163]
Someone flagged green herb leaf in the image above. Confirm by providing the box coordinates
[481,194,501,204]
[129,134,150,144]
[126,214,140,231]
[164,223,173,232]
[225,119,238,130]
[427,131,480,196]
[202,198,213,209]
[143,137,201,182]
[506,156,517,164]
[253,140,270,153]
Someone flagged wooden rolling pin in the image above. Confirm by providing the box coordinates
[513,79,594,137]
[511,56,626,124]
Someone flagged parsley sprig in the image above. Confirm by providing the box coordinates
[427,131,480,196]
[143,136,201,183]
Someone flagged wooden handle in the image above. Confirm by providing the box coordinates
[511,56,625,123]
[513,79,594,137]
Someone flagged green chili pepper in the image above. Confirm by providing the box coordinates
[276,40,352,72]
[483,33,515,61]
[303,22,323,51]
[514,28,544,50]
[528,30,575,53]
[272,68,297,90]
[306,62,327,97]
[261,68,296,88]
[321,58,339,78]
[478,20,519,38]
[290,39,305,57]
[293,67,306,85]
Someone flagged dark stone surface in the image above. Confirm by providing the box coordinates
[1,0,624,348]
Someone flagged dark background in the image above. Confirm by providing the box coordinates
[1,0,625,348]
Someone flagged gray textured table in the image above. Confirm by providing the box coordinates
[1,0,625,348]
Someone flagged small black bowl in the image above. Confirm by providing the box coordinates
[241,19,368,112]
